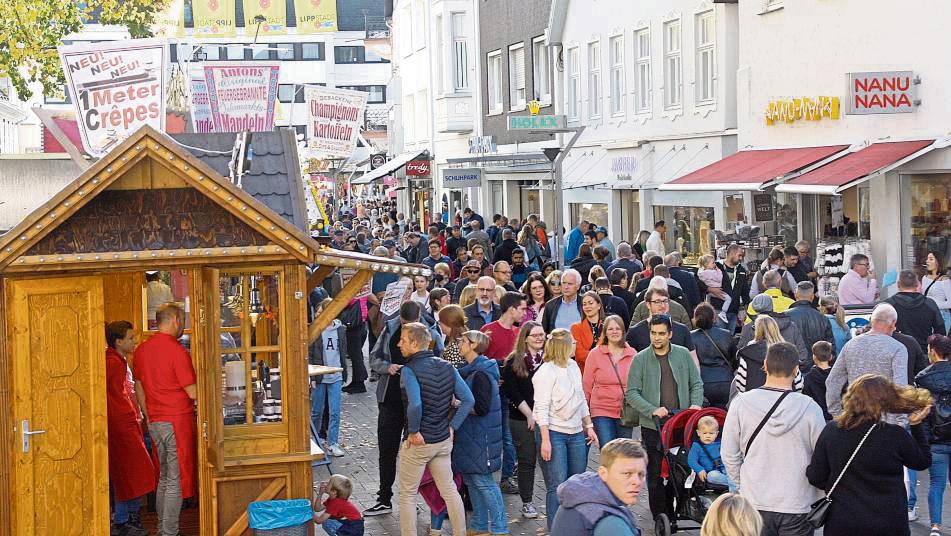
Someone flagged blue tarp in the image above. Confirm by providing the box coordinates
[247,499,313,529]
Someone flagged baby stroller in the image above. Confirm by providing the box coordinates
[652,407,729,535]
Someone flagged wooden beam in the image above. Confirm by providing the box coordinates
[222,478,287,536]
[308,270,372,344]
[307,265,334,294]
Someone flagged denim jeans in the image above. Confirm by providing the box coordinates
[462,472,509,534]
[716,311,738,334]
[113,496,141,524]
[929,443,951,525]
[591,416,633,447]
[536,429,588,529]
[501,402,516,479]
[311,381,342,445]
[908,467,918,510]
[322,519,342,536]
[706,469,737,493]
[431,510,447,530]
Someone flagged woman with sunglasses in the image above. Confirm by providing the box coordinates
[546,270,564,299]
[501,321,546,519]
[453,331,510,535]
[520,274,552,323]
[533,329,599,529]
[582,315,636,446]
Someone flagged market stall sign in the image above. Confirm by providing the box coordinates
[508,115,567,131]
[765,96,840,125]
[442,167,483,189]
[370,153,387,169]
[406,160,431,176]
[753,193,774,222]
[847,71,919,114]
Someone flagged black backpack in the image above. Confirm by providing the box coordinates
[933,393,951,441]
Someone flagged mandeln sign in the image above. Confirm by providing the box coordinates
[304,86,368,157]
[59,39,168,157]
[203,63,280,132]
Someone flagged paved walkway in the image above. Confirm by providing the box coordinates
[320,358,948,535]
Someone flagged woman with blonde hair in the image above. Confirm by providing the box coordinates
[700,493,763,536]
[532,328,598,529]
[807,374,933,536]
[458,285,478,309]
[437,304,468,368]
[546,270,564,298]
[582,315,636,446]
[582,265,607,293]
[732,315,803,398]
[820,296,851,353]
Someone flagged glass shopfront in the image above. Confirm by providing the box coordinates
[905,173,951,268]
[653,205,715,264]
[801,186,871,246]
[570,202,609,228]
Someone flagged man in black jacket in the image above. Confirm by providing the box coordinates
[493,228,520,265]
[445,225,467,260]
[885,269,947,353]
[666,252,701,315]
[464,276,501,330]
[608,242,643,282]
[610,268,637,314]
[785,281,835,371]
[712,244,750,333]
[541,269,584,333]
[596,278,631,328]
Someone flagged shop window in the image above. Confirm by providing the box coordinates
[569,203,609,229]
[906,174,951,267]
[653,205,714,263]
[301,42,325,60]
[143,270,191,332]
[724,194,746,228]
[225,44,246,60]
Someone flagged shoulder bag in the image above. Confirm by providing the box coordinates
[744,390,791,455]
[607,355,638,428]
[701,329,734,370]
[807,423,876,528]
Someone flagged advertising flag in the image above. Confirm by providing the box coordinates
[203,63,280,132]
[192,0,237,38]
[189,78,215,133]
[153,0,185,37]
[304,86,367,157]
[242,0,287,35]
[294,0,337,33]
[59,39,168,157]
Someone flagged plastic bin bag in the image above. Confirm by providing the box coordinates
[247,499,313,529]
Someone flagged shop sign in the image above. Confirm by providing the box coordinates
[442,167,483,189]
[203,63,280,133]
[469,135,497,154]
[765,96,840,125]
[508,115,567,131]
[847,71,919,115]
[383,176,398,187]
[370,153,387,169]
[612,156,637,180]
[753,193,774,222]
[189,77,215,133]
[406,160,431,176]
[304,85,368,157]
[59,39,168,157]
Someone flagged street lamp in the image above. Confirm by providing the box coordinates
[253,15,267,44]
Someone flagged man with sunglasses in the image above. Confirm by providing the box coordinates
[452,259,484,304]
[626,288,699,370]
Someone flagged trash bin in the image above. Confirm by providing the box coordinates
[247,499,312,536]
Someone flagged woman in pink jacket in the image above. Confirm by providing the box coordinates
[582,314,637,447]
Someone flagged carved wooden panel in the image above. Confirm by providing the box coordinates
[27,188,270,256]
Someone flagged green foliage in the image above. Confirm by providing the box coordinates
[0,0,170,99]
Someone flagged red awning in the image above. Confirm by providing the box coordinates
[661,145,849,191]
[777,140,935,194]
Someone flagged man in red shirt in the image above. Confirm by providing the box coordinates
[480,291,527,361]
[106,321,155,536]
[133,303,197,536]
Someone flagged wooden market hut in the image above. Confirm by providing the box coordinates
[0,125,428,535]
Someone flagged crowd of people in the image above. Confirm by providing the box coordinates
[305,200,951,536]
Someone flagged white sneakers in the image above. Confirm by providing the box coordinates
[328,443,345,457]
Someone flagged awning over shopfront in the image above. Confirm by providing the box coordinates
[351,149,428,185]
[661,145,849,191]
[776,140,939,195]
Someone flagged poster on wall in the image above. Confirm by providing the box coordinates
[59,39,168,157]
[203,63,280,132]
[192,0,237,37]
[304,86,368,157]
[294,0,338,33]
[242,0,287,35]
[189,78,215,133]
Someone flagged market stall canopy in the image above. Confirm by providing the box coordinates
[776,139,941,195]
[351,149,428,185]
[661,145,849,191]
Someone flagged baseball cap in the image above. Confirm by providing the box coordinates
[465,259,481,269]
[751,294,774,314]
[596,226,608,235]
[383,239,396,248]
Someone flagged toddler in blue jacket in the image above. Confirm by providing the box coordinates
[687,416,736,492]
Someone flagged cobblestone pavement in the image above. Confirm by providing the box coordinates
[318,356,944,535]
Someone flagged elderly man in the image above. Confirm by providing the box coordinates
[596,227,616,262]
[493,261,517,292]
[665,252,701,314]
[836,253,879,306]
[541,268,584,332]
[565,219,589,264]
[632,276,692,327]
[626,288,698,370]
[609,242,643,282]
[465,220,493,254]
[786,281,835,362]
[745,270,794,323]
[464,276,501,330]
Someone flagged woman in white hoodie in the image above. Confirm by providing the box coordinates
[533,328,599,529]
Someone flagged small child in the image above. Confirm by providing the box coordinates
[311,298,346,457]
[313,474,365,536]
[697,254,731,324]
[802,341,834,421]
[687,416,736,492]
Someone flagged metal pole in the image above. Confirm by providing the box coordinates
[551,126,585,268]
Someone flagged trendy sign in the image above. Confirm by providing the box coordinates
[508,115,568,131]
[442,168,482,189]
[189,78,215,134]
[59,39,167,157]
[304,86,368,157]
[847,71,919,115]
[203,63,280,132]
[406,160,431,176]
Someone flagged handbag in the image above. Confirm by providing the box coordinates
[807,423,877,528]
[608,356,638,428]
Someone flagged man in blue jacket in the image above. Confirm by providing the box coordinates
[551,439,647,536]
[396,323,475,536]
[564,219,589,264]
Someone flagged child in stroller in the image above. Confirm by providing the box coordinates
[687,415,735,492]
[653,407,730,536]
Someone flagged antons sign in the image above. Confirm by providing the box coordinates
[405,160,431,176]
[847,71,919,115]
[508,115,567,131]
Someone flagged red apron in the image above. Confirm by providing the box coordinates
[151,413,198,500]
[108,416,157,501]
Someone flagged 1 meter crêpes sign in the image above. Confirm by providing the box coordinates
[59,39,168,157]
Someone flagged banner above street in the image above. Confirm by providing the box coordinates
[304,86,368,157]
[203,63,280,133]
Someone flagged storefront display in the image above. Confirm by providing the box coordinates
[653,205,715,264]
[905,174,951,268]
[815,239,872,298]
[570,202,609,228]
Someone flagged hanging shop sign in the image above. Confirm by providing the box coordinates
[243,0,287,35]
[508,114,568,131]
[370,153,387,169]
[406,160,432,176]
[765,96,840,125]
[294,0,338,33]
[203,63,280,132]
[442,167,483,189]
[847,71,919,115]
[612,155,637,181]
[192,0,237,37]
[59,39,168,157]
[753,193,775,222]
[468,135,497,154]
[189,77,215,133]
[304,86,368,157]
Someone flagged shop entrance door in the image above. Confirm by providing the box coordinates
[8,276,108,535]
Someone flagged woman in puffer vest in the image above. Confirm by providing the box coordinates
[452,331,509,535]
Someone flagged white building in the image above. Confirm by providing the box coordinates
[548,0,739,258]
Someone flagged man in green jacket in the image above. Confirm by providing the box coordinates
[625,314,703,527]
